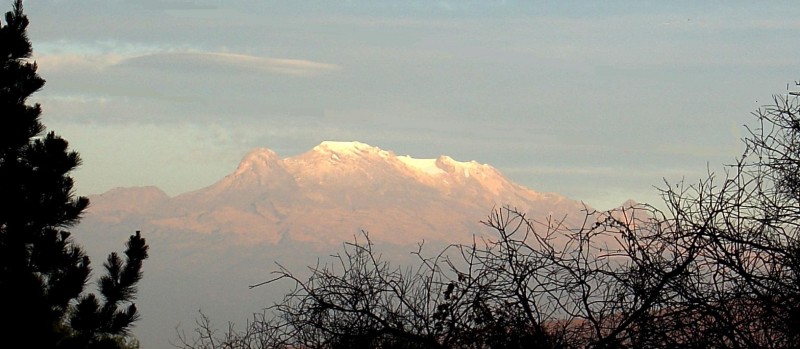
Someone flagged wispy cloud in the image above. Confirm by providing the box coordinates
[34,49,341,77]
[34,53,126,73]
[117,51,341,77]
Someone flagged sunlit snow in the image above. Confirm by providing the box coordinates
[313,141,490,178]
[397,156,446,176]
[314,141,391,158]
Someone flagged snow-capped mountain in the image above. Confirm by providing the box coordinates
[84,141,588,246]
[74,141,612,348]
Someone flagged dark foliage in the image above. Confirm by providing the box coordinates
[0,1,148,348]
[179,87,800,349]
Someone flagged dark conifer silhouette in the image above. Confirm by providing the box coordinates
[0,1,148,348]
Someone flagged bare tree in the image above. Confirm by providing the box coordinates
[178,92,800,349]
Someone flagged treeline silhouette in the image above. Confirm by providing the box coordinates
[0,2,148,348]
[178,96,800,348]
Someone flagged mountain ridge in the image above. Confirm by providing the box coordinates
[74,141,632,349]
[85,141,591,246]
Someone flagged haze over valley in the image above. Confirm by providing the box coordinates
[13,1,800,348]
[77,141,618,348]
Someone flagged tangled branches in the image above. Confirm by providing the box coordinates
[178,94,800,349]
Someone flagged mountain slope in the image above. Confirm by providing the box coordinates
[76,141,605,348]
[86,141,589,245]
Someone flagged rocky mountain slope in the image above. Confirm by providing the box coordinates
[75,141,611,349]
[85,141,589,246]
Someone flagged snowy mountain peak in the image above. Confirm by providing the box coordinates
[302,141,500,181]
[313,141,391,158]
[435,155,495,177]
[397,156,446,176]
[81,144,599,349]
[87,141,591,247]
[233,147,281,175]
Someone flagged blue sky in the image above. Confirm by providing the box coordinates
[22,0,800,209]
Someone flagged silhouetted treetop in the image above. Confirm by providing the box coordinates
[0,2,148,348]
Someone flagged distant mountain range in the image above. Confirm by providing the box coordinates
[74,141,623,349]
[84,141,591,246]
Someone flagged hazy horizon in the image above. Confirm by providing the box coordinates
[20,1,800,210]
[9,2,800,348]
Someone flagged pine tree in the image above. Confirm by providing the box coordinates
[0,1,148,348]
